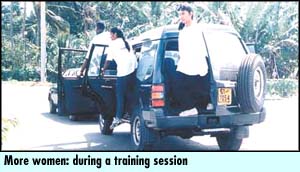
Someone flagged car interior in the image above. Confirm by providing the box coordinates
[162,39,211,115]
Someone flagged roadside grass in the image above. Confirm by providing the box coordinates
[2,117,18,143]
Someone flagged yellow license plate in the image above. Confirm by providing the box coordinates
[218,88,232,105]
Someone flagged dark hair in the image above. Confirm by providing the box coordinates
[96,21,105,31]
[177,4,193,13]
[110,27,130,52]
[177,4,194,30]
[178,22,185,30]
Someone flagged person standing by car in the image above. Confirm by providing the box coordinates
[79,21,111,76]
[101,27,138,128]
[173,3,210,114]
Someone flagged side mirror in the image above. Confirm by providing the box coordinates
[246,43,256,53]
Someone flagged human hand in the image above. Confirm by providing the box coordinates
[100,68,105,76]
[77,71,83,78]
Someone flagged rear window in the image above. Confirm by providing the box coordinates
[204,32,247,80]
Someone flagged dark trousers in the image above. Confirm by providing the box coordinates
[172,71,210,113]
[115,71,137,119]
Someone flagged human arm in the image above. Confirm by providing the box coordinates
[101,60,110,76]
[79,35,95,76]
[101,45,115,76]
[79,58,88,76]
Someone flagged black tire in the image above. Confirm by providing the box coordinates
[130,108,157,150]
[179,131,194,139]
[216,133,243,151]
[49,100,57,114]
[216,126,248,151]
[237,54,267,113]
[180,135,193,139]
[99,113,113,135]
[69,115,80,121]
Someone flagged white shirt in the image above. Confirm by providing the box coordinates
[106,38,137,77]
[85,31,111,59]
[177,23,208,76]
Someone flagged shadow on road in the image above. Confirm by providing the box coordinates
[37,113,219,151]
[31,130,219,151]
[81,132,219,151]
[152,136,219,151]
[41,112,98,125]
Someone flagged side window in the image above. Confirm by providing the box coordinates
[62,50,86,78]
[163,39,179,81]
[164,39,179,65]
[87,45,107,76]
[136,40,158,82]
[87,44,118,77]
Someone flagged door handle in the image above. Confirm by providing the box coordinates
[73,85,82,89]
[101,85,113,89]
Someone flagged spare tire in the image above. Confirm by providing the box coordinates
[237,54,267,113]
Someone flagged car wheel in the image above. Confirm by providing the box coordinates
[69,115,80,121]
[49,100,57,114]
[99,113,113,135]
[237,54,267,113]
[131,110,157,150]
[216,133,243,151]
[216,126,248,151]
[179,134,193,139]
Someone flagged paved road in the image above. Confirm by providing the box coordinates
[1,82,298,151]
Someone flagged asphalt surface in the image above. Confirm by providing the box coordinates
[1,82,298,151]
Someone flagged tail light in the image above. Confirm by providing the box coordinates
[151,84,165,107]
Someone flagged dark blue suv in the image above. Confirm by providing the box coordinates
[49,23,267,150]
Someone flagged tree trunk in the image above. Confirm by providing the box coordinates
[22,2,27,69]
[10,2,14,68]
[33,2,41,46]
[40,2,47,82]
[150,2,160,27]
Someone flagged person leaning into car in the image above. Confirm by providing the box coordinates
[101,27,137,129]
[173,3,210,113]
[79,21,110,76]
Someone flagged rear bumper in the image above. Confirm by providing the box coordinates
[143,108,266,130]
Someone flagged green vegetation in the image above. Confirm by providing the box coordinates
[267,79,298,97]
[1,2,298,81]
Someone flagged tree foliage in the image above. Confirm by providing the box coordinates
[1,2,298,81]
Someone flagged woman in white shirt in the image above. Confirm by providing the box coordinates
[102,27,137,128]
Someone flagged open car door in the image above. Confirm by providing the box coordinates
[57,48,98,117]
[81,44,117,120]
